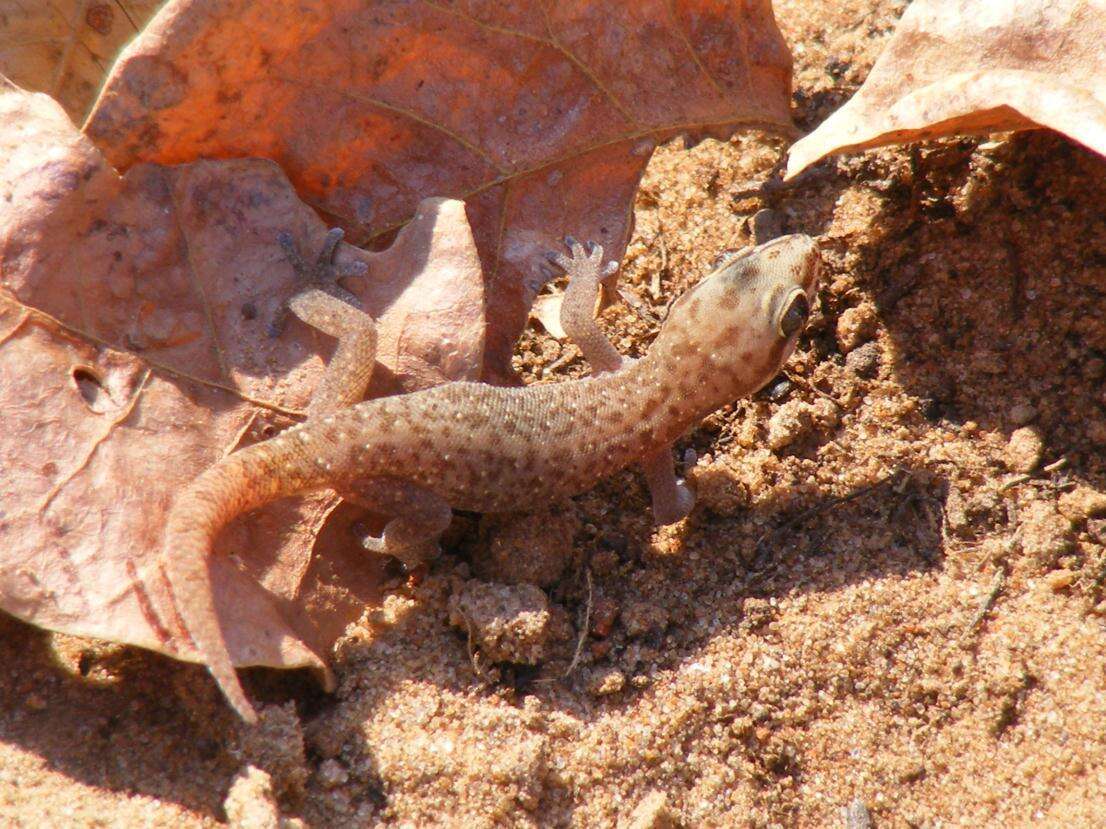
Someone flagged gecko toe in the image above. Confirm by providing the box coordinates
[564,236,587,259]
[361,534,385,554]
[270,227,367,336]
[267,300,293,338]
[337,260,369,279]
[674,483,696,519]
[545,250,572,271]
[655,482,695,525]
[317,227,345,264]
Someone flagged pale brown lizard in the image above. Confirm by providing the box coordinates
[163,230,821,722]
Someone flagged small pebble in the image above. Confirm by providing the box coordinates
[845,340,880,379]
[586,667,626,696]
[1020,500,1074,569]
[764,376,792,401]
[1058,486,1106,520]
[590,597,620,638]
[1045,569,1075,592]
[626,790,677,829]
[767,400,814,451]
[1003,426,1043,474]
[836,304,878,353]
[751,208,784,243]
[1008,402,1038,426]
[317,759,349,789]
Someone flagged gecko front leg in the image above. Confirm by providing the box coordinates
[271,227,367,337]
[545,237,623,373]
[545,238,695,525]
[275,228,375,416]
[641,449,696,525]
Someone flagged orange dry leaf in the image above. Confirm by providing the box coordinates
[786,0,1106,179]
[84,0,796,381]
[0,82,484,671]
[0,1,161,122]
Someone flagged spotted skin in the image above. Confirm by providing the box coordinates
[163,233,822,722]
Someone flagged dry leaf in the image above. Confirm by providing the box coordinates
[0,1,161,122]
[786,0,1106,179]
[530,291,567,340]
[0,82,484,670]
[84,0,795,381]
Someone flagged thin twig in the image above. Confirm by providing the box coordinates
[1043,457,1070,474]
[563,568,593,679]
[618,287,659,324]
[999,456,1070,492]
[752,473,900,563]
[464,619,491,683]
[961,567,1007,644]
[545,344,580,375]
[653,234,667,301]
[730,152,792,200]
[785,369,843,410]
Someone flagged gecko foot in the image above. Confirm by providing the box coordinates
[361,533,440,571]
[544,236,604,277]
[653,480,696,525]
[669,449,699,523]
[269,227,369,337]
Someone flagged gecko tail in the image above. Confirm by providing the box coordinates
[163,466,261,724]
[164,522,259,724]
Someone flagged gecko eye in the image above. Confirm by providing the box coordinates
[777,290,810,338]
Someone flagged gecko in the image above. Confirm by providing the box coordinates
[162,229,821,722]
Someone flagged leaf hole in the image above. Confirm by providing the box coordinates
[71,366,115,413]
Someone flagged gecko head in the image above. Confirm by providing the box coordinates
[653,233,821,397]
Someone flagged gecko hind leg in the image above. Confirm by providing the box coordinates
[271,228,377,416]
[336,477,452,570]
[270,227,368,338]
[287,288,377,416]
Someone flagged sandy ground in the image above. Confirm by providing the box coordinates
[3,0,1106,826]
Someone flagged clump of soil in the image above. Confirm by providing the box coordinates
[2,1,1105,826]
